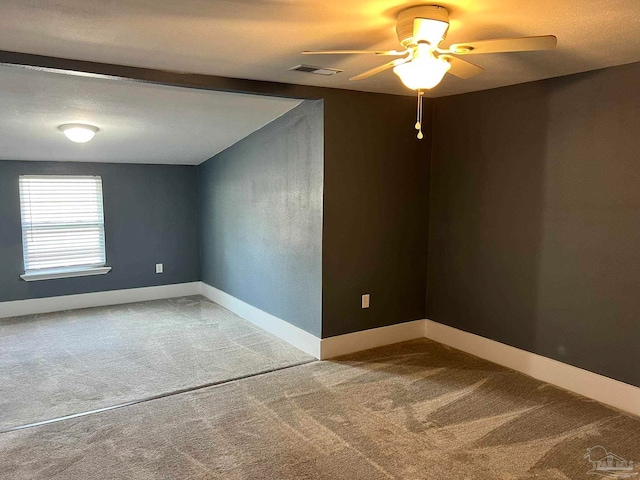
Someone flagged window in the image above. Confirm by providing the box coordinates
[19,175,111,281]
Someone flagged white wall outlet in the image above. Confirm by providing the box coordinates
[155,263,163,274]
[361,294,370,309]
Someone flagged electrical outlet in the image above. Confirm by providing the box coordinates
[156,263,163,274]
[362,294,370,309]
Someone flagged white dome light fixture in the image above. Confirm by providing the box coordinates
[393,44,451,91]
[58,123,99,143]
[392,44,451,139]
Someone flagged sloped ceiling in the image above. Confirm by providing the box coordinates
[0,65,301,164]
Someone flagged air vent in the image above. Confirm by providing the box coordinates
[289,65,343,76]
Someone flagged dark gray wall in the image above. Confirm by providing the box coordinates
[322,92,431,338]
[0,161,200,302]
[199,100,324,336]
[197,86,432,339]
[428,62,640,387]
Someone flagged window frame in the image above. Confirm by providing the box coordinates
[18,175,111,282]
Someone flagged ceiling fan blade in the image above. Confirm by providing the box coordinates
[303,49,408,56]
[441,55,484,79]
[449,35,557,55]
[349,57,410,81]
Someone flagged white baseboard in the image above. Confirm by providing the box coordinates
[198,283,426,360]
[320,320,425,359]
[0,282,201,319]
[424,319,640,418]
[199,282,322,359]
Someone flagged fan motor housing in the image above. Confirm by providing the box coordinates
[396,5,450,47]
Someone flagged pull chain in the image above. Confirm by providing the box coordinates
[415,89,424,140]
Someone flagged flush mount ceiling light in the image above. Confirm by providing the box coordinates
[58,123,99,143]
[303,5,557,139]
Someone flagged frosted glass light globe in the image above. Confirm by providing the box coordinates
[58,124,99,143]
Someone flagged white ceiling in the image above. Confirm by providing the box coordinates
[0,1,639,97]
[0,65,301,164]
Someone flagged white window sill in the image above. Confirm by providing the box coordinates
[20,266,112,282]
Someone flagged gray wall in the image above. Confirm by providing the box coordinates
[428,62,640,387]
[322,91,431,338]
[199,100,324,336]
[0,161,200,302]
[198,88,431,339]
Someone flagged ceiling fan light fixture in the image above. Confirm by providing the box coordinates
[58,123,99,143]
[413,18,449,46]
[393,54,451,90]
[302,4,557,139]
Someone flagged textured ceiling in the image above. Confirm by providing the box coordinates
[0,1,639,97]
[0,65,300,164]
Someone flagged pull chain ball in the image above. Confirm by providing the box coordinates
[415,90,424,139]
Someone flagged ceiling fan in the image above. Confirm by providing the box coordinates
[303,5,557,138]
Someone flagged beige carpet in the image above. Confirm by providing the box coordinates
[2,338,639,479]
[0,296,313,431]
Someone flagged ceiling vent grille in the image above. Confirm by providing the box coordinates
[289,65,343,76]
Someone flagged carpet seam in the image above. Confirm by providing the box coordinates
[0,359,317,435]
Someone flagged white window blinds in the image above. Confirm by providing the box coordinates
[19,175,107,273]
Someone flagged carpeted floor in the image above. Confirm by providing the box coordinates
[1,338,638,479]
[0,296,313,431]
